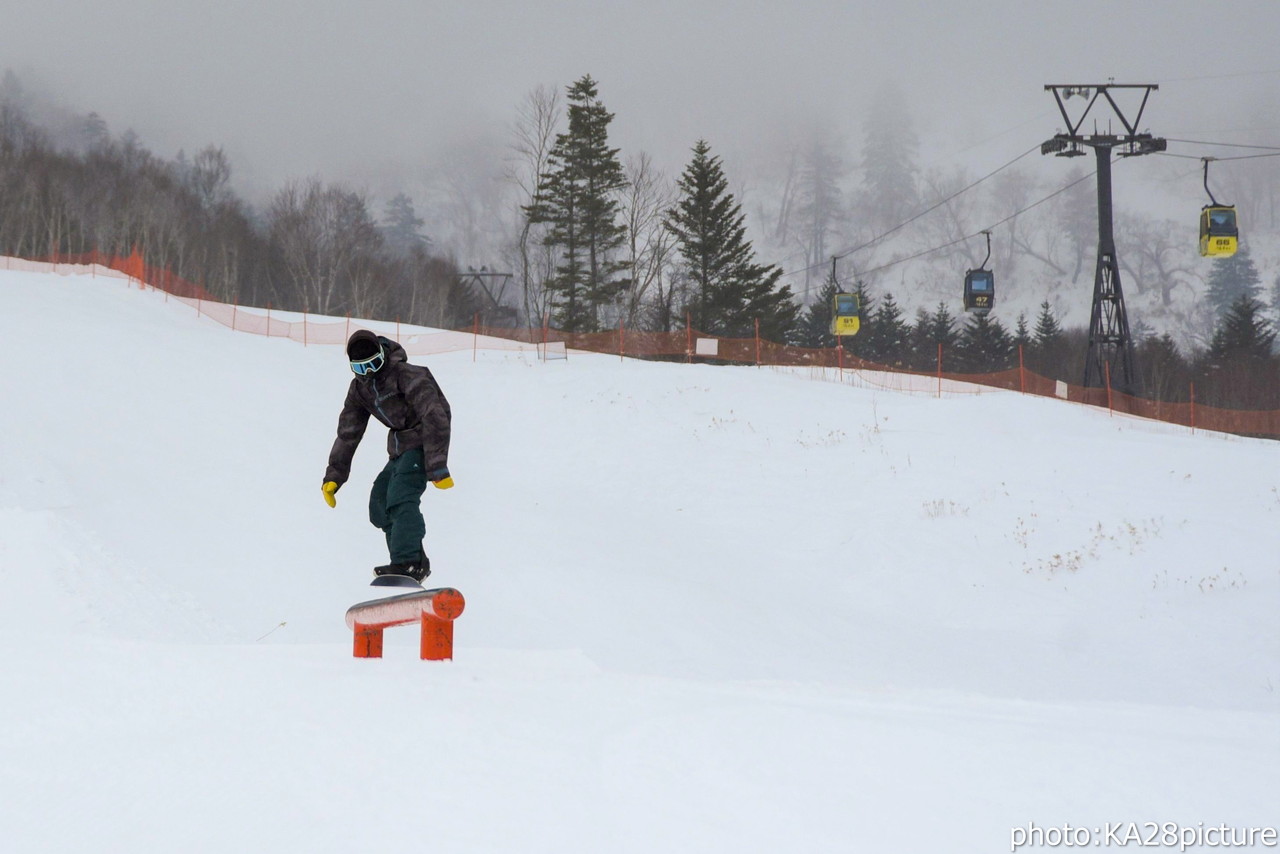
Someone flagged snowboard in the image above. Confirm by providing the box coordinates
[371,574,424,589]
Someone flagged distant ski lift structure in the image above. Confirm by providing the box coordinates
[963,231,995,316]
[1199,158,1238,258]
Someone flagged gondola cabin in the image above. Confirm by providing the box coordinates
[830,292,861,336]
[963,269,994,316]
[1199,205,1238,257]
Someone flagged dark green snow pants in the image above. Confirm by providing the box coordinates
[368,448,428,563]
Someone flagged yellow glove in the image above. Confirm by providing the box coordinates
[429,467,454,490]
[322,481,339,508]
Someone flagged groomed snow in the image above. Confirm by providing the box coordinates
[1,267,1276,853]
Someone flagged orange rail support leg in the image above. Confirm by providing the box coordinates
[353,624,385,658]
[345,588,467,661]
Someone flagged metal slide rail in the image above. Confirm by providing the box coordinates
[344,587,466,660]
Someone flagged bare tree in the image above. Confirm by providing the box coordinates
[1117,214,1198,307]
[267,177,383,316]
[791,131,847,302]
[1056,166,1095,284]
[506,84,561,325]
[190,146,232,213]
[917,165,985,270]
[619,152,674,328]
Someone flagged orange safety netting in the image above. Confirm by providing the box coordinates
[7,251,1277,439]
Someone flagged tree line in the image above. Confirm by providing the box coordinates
[0,72,480,329]
[790,269,1277,410]
[0,70,1275,410]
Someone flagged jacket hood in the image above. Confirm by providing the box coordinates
[377,335,408,366]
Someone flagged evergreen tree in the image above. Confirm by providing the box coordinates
[794,133,846,296]
[907,303,950,370]
[382,193,430,256]
[955,314,1015,372]
[1137,333,1190,403]
[1028,299,1069,379]
[665,139,798,340]
[1205,246,1262,322]
[858,83,919,224]
[1032,299,1062,345]
[911,301,959,370]
[1208,295,1277,362]
[864,291,911,366]
[526,75,629,332]
[1013,312,1032,353]
[909,307,931,369]
[81,111,109,151]
[1201,295,1280,410]
[791,269,839,348]
[925,301,959,349]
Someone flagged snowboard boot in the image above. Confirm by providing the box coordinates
[407,556,431,583]
[373,556,431,583]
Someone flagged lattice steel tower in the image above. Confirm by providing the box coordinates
[1041,84,1165,394]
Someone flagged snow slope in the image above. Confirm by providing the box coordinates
[0,267,1276,853]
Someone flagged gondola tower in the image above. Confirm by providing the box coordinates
[1041,84,1165,395]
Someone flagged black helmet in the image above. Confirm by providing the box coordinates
[346,330,385,375]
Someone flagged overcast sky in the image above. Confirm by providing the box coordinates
[3,0,1278,203]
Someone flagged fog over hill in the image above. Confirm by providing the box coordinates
[2,1,1279,342]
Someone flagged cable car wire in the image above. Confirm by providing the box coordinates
[830,143,1041,262]
[1156,151,1280,162]
[1164,137,1280,151]
[842,165,1102,282]
[779,141,1043,284]
[774,130,1273,290]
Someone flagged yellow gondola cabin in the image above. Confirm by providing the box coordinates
[1199,205,1238,257]
[831,293,861,336]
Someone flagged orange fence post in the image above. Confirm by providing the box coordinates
[345,314,351,343]
[937,343,943,398]
[232,301,238,332]
[1190,382,1196,434]
[686,312,693,364]
[344,588,467,661]
[755,318,761,367]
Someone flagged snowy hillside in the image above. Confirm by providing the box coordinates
[1,266,1276,853]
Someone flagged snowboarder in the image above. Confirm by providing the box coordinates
[322,329,453,582]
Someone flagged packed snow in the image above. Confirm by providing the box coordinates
[0,265,1276,853]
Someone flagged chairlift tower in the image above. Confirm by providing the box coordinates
[460,266,516,324]
[1041,84,1166,395]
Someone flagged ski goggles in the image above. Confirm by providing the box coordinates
[349,349,386,375]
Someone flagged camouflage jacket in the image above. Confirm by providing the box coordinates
[324,337,451,486]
